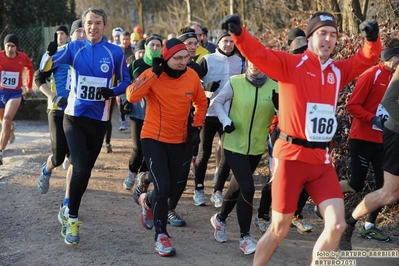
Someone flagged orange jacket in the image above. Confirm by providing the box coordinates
[126,68,207,144]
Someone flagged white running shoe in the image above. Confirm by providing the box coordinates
[193,189,205,206]
[210,190,223,208]
[291,215,314,234]
[119,121,127,131]
[123,171,135,190]
[253,216,270,235]
[155,233,176,257]
[210,213,227,243]
[239,235,257,255]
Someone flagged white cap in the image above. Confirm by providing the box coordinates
[112,27,123,36]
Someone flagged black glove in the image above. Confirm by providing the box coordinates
[152,57,164,77]
[224,122,236,134]
[221,14,242,36]
[98,87,114,100]
[123,101,132,113]
[359,21,379,42]
[187,127,201,146]
[47,32,58,56]
[272,89,279,110]
[204,80,221,92]
[52,96,67,107]
[371,116,385,130]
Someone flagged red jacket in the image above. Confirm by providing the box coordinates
[347,62,392,143]
[232,27,382,164]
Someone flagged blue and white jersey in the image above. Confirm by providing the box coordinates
[41,39,130,121]
[41,45,71,111]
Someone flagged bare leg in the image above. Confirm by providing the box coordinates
[311,198,346,265]
[0,97,21,151]
[352,171,399,220]
[253,210,293,266]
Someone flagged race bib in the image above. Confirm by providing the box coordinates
[305,102,337,142]
[372,103,388,132]
[76,75,107,101]
[1,71,19,89]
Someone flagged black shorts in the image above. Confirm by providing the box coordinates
[382,127,399,176]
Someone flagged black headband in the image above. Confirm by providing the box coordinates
[178,32,197,42]
[381,47,399,61]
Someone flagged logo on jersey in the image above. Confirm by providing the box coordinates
[327,73,335,84]
[185,92,193,98]
[101,64,109,73]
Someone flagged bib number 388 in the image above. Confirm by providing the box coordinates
[305,102,337,142]
[77,75,107,101]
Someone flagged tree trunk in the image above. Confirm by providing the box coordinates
[341,0,362,35]
[185,0,191,23]
[133,0,145,33]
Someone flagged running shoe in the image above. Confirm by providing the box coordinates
[167,210,186,227]
[239,235,257,255]
[133,172,149,205]
[210,190,223,208]
[193,189,205,206]
[119,121,127,131]
[360,225,390,242]
[57,204,68,237]
[139,193,153,230]
[253,216,270,235]
[155,233,176,257]
[123,171,135,190]
[9,122,16,144]
[210,213,227,243]
[339,224,355,250]
[37,163,52,194]
[291,215,314,234]
[64,219,83,245]
[105,143,112,153]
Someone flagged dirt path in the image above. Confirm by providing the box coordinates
[0,109,398,266]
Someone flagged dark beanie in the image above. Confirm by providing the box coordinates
[56,25,69,36]
[178,32,197,42]
[4,34,19,47]
[70,19,82,36]
[289,36,308,54]
[145,34,163,45]
[306,12,338,39]
[162,38,187,61]
[216,30,230,45]
[287,28,305,46]
[135,39,145,52]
